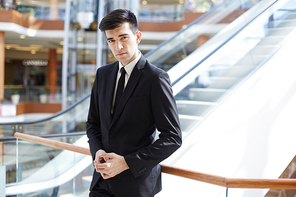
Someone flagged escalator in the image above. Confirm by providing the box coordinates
[2,0,296,196]
[172,0,296,137]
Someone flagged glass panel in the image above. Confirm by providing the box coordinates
[2,86,62,104]
[3,134,93,196]
[227,188,290,197]
[1,140,17,185]
[0,96,89,137]
[16,1,66,20]
[158,173,227,197]
[173,0,296,138]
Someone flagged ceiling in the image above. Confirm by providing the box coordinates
[3,0,187,61]
[17,0,183,6]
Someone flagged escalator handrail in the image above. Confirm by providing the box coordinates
[171,0,279,87]
[14,132,296,190]
[0,93,91,125]
[143,0,232,58]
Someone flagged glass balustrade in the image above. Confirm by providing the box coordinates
[227,188,295,197]
[2,135,296,196]
[1,134,93,196]
[1,134,231,196]
[0,96,90,137]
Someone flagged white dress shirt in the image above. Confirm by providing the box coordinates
[111,51,141,114]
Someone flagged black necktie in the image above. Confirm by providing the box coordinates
[113,67,126,114]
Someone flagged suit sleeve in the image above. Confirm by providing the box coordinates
[124,70,182,178]
[86,69,104,160]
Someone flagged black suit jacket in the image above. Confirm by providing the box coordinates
[86,55,182,197]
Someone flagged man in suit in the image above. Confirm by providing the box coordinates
[86,9,182,197]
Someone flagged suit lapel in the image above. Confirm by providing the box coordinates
[110,55,146,127]
[105,62,118,126]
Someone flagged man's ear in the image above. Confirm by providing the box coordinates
[136,31,142,44]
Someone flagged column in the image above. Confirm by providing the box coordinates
[0,128,3,165]
[50,0,59,20]
[0,32,3,166]
[0,31,5,104]
[48,49,57,94]
[0,166,5,196]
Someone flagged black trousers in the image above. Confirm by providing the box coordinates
[89,178,114,197]
[89,178,155,197]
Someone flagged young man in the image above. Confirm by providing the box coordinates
[86,9,182,197]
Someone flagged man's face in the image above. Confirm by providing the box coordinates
[105,22,142,66]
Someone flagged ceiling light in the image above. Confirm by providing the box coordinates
[31,50,36,54]
[179,0,184,4]
[20,35,26,39]
[5,44,20,48]
[60,41,64,45]
[15,46,32,51]
[77,37,84,42]
[186,38,192,43]
[29,44,43,48]
[57,48,63,54]
[142,0,147,5]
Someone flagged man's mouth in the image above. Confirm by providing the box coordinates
[117,52,126,56]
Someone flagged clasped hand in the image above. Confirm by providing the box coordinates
[94,149,129,179]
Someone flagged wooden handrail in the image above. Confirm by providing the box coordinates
[14,132,296,189]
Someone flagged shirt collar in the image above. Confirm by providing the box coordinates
[118,51,141,76]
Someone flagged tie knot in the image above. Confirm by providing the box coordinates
[120,67,126,75]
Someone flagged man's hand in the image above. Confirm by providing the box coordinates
[94,151,129,179]
[94,149,107,164]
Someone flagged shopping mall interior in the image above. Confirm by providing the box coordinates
[0,0,296,196]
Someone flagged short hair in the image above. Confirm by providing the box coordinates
[99,9,138,34]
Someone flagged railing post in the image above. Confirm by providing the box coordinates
[226,188,228,197]
[0,165,6,197]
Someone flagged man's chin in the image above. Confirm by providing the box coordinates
[116,57,131,65]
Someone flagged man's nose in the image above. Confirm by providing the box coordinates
[115,41,123,50]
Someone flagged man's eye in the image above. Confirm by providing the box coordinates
[108,40,114,43]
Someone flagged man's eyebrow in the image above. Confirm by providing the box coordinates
[107,33,129,40]
[118,33,129,37]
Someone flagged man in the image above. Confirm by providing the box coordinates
[86,9,182,197]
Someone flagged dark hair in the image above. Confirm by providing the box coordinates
[99,9,138,34]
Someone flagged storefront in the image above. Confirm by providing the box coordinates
[4,59,62,104]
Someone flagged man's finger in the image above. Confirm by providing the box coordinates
[95,162,111,169]
[102,153,115,161]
